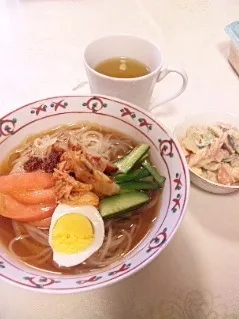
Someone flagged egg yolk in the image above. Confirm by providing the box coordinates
[52,213,94,254]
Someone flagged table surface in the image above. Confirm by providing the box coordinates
[0,0,239,318]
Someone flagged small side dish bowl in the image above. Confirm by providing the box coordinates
[0,95,189,293]
[174,111,239,194]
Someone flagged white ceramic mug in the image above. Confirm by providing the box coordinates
[83,34,188,111]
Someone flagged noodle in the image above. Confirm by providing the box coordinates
[122,229,132,254]
[8,200,145,272]
[130,224,136,236]
[12,221,24,237]
[0,122,159,274]
[35,251,52,266]
[10,122,133,173]
[84,216,140,269]
[9,234,51,263]
[109,235,125,250]
[98,221,113,262]
[22,248,52,263]
[24,224,49,246]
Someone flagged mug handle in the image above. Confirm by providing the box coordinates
[149,66,188,111]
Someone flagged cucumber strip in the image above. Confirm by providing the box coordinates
[120,181,159,191]
[119,188,132,194]
[115,168,150,183]
[99,191,149,218]
[139,176,154,183]
[138,152,149,164]
[115,144,149,173]
[142,160,166,186]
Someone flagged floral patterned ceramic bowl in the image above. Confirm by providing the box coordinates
[0,95,189,293]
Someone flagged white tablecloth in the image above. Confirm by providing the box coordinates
[0,0,239,318]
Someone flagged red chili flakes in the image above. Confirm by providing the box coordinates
[23,150,63,173]
[42,150,63,173]
[23,157,44,172]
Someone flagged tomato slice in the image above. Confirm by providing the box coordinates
[0,172,54,193]
[12,188,56,204]
[0,193,56,222]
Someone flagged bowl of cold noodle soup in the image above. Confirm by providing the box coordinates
[0,95,189,293]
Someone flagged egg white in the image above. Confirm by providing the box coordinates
[49,204,105,267]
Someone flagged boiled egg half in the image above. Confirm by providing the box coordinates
[49,204,104,267]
